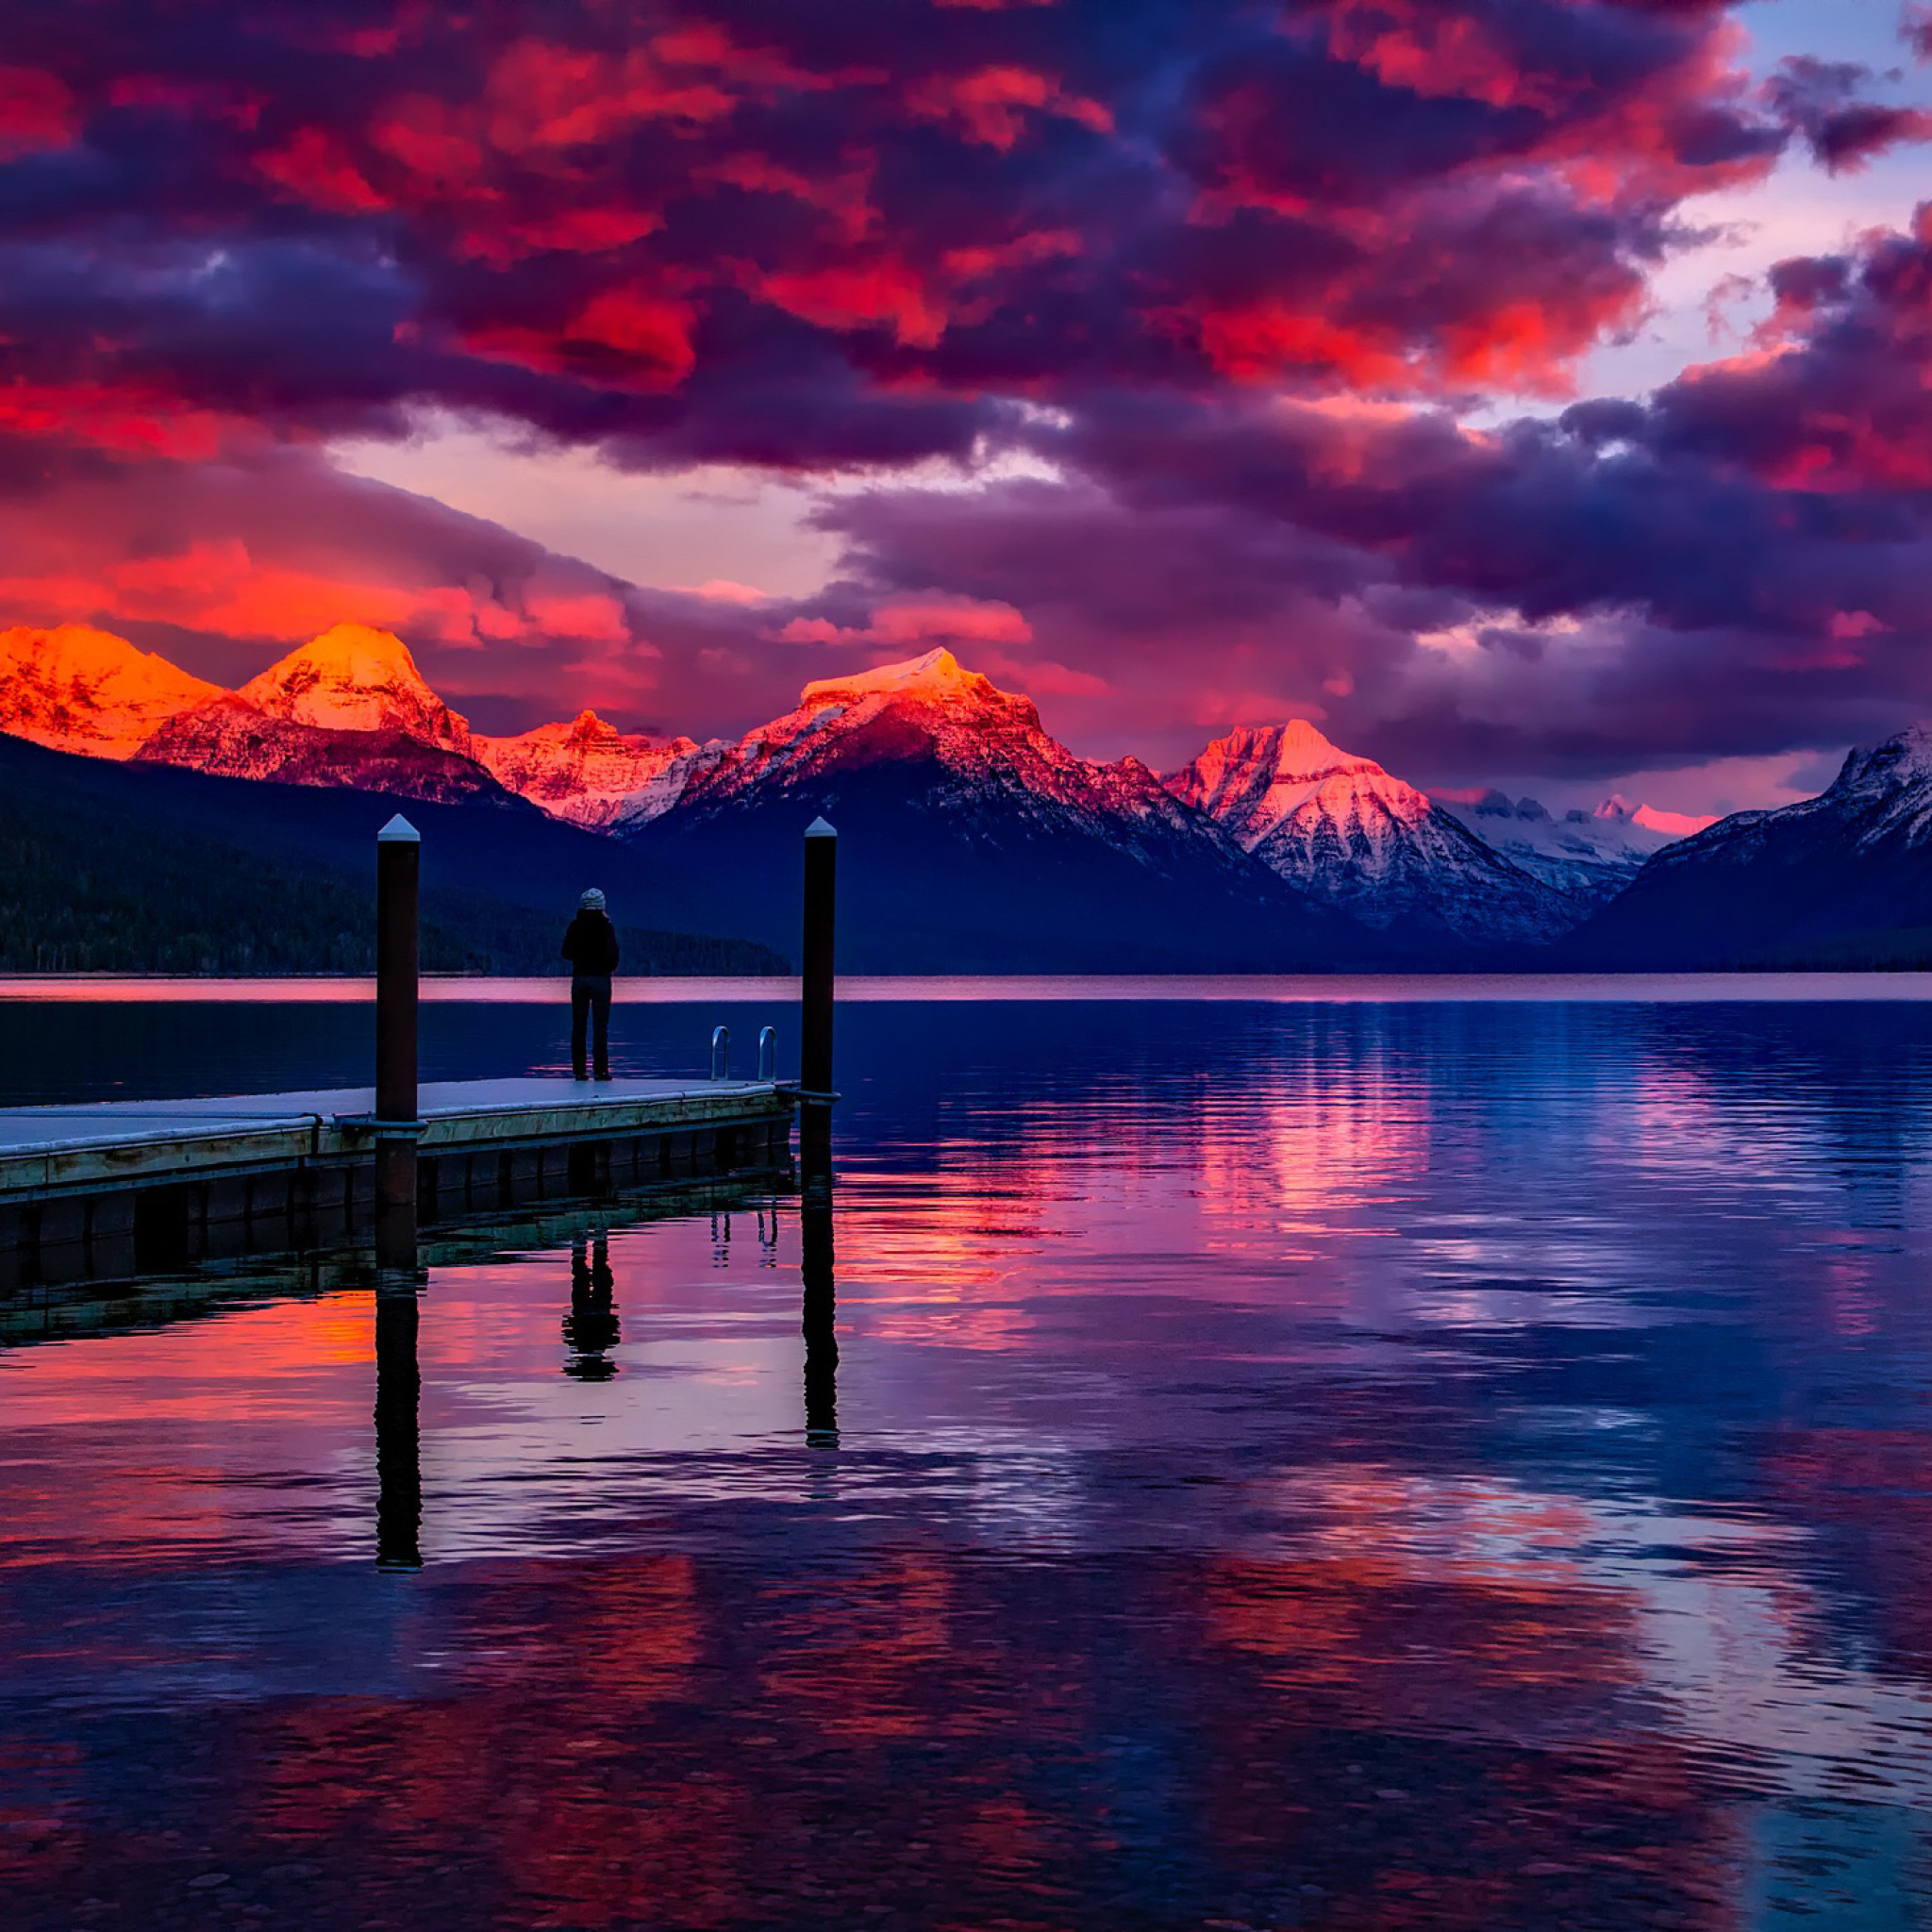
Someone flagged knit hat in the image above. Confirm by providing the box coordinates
[579,888,607,911]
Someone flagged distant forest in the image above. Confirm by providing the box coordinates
[0,766,788,976]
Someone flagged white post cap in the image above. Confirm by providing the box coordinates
[805,817,838,838]
[377,814,421,843]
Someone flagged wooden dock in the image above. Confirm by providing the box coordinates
[0,1075,795,1287]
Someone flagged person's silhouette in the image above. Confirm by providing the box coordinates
[560,889,620,1081]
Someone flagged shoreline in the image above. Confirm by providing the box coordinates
[4,970,1932,1004]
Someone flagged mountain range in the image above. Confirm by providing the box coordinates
[1569,725,1932,969]
[33,617,1932,974]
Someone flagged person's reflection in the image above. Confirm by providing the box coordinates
[801,1168,839,1447]
[374,1283,423,1573]
[563,1230,621,1381]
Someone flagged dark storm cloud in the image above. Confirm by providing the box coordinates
[815,208,1932,775]
[1765,56,1932,171]
[2,0,1904,461]
[1,0,1929,774]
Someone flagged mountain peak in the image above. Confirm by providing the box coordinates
[1840,720,1932,797]
[0,623,222,759]
[1166,720,1403,845]
[239,625,473,754]
[798,646,999,710]
[1268,718,1355,775]
[244,624,425,691]
[1169,719,1570,943]
[472,708,708,832]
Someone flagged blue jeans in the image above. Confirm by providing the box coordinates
[571,974,611,1078]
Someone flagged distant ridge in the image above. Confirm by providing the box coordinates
[0,731,785,976]
[1569,724,1932,969]
[1430,790,1686,913]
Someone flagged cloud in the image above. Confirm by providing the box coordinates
[1765,56,1932,173]
[2,0,1929,787]
[778,591,1033,651]
[0,0,1874,475]
[0,443,660,710]
[805,198,1932,777]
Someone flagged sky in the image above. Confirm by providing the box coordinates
[4,0,1931,815]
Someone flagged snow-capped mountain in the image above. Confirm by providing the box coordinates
[0,624,221,758]
[1434,791,1697,909]
[639,651,1379,972]
[238,624,477,754]
[673,649,1238,857]
[1574,724,1932,966]
[2,613,1827,970]
[0,619,716,825]
[474,710,716,831]
[1167,723,1574,945]
[136,693,515,805]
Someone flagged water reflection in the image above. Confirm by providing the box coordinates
[802,1168,839,1448]
[4,996,1932,1928]
[372,1286,422,1574]
[563,1232,621,1381]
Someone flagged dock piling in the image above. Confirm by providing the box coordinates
[800,817,837,1176]
[375,814,421,1255]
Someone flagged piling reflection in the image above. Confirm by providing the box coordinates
[563,1232,620,1380]
[801,1134,839,1446]
[372,1285,422,1574]
[11,998,1932,1929]
[372,1156,424,1573]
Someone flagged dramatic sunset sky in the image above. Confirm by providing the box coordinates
[5,0,1931,812]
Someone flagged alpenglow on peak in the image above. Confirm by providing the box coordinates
[238,624,474,754]
[798,648,1000,709]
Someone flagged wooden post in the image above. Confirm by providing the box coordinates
[800,817,836,1178]
[375,814,420,1249]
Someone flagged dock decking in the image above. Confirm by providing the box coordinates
[0,1075,796,1285]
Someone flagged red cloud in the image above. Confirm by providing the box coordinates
[780,593,1035,650]
[257,127,389,213]
[908,65,1113,150]
[4,0,1929,788]
[0,382,228,461]
[466,288,698,391]
[0,0,1839,469]
[0,65,75,158]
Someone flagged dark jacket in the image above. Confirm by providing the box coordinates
[561,909,621,977]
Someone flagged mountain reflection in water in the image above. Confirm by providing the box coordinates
[3,991,1932,1928]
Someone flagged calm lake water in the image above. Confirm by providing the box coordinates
[5,979,1932,1929]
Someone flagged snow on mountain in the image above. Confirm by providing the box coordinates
[637,650,1377,972]
[0,624,222,758]
[237,624,475,755]
[1433,790,1693,908]
[1167,723,1574,944]
[136,694,515,805]
[474,710,717,831]
[1627,802,1717,838]
[671,648,1237,862]
[1574,722,1932,966]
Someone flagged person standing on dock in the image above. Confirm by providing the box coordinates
[561,889,620,1082]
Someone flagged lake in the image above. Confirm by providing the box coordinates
[4,979,1932,1929]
